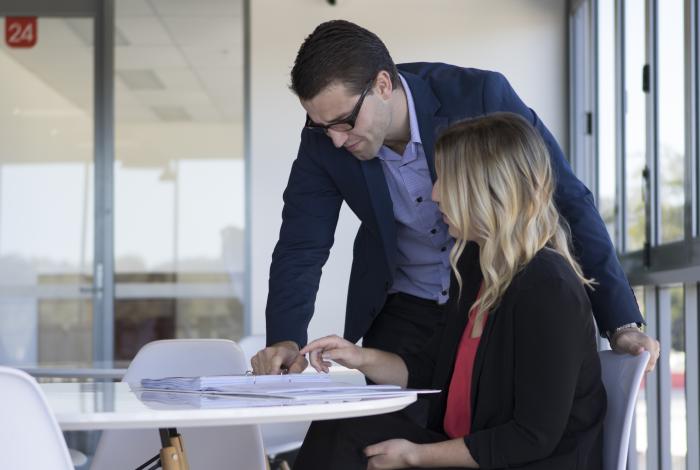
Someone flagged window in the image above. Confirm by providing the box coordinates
[657,0,686,243]
[623,0,647,252]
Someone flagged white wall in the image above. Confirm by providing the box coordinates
[249,0,568,341]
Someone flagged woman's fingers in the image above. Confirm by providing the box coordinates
[300,335,345,355]
[308,349,324,372]
[300,335,362,371]
[364,441,386,457]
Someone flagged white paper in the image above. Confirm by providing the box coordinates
[138,374,439,403]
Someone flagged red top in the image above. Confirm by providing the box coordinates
[443,285,489,438]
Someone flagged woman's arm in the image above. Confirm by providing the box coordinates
[300,335,408,387]
[413,439,478,468]
[364,438,479,469]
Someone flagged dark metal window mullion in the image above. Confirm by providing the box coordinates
[616,0,627,252]
[685,0,698,241]
[645,286,661,470]
[93,0,115,365]
[688,0,700,465]
[592,0,600,208]
[242,0,252,336]
[684,282,699,470]
[645,0,659,258]
[657,285,673,470]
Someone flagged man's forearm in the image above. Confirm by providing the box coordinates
[358,348,409,387]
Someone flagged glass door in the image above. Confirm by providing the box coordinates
[0,0,248,368]
[0,1,105,367]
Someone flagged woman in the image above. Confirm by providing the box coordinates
[294,112,606,470]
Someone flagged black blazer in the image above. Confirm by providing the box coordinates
[401,243,606,470]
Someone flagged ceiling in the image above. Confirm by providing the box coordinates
[3,0,245,124]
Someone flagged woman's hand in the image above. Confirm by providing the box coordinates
[299,335,365,372]
[364,439,420,469]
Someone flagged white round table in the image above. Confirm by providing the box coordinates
[41,382,417,431]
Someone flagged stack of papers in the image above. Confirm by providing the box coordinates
[136,390,300,409]
[138,374,438,406]
[142,373,332,393]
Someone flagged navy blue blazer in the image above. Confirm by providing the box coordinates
[266,62,643,347]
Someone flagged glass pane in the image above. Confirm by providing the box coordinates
[657,0,685,243]
[669,285,686,469]
[114,1,245,360]
[634,286,648,469]
[597,0,617,246]
[0,17,94,366]
[624,0,647,251]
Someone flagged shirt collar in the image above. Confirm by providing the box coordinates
[400,73,422,146]
[376,74,422,161]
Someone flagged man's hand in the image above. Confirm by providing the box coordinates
[364,439,420,470]
[612,328,660,372]
[299,335,365,373]
[250,340,308,375]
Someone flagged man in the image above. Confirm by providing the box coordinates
[251,20,659,375]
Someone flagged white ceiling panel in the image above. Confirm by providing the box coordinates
[115,79,158,122]
[183,103,222,122]
[117,17,171,45]
[116,102,157,122]
[116,0,156,17]
[117,69,165,90]
[208,94,242,121]
[195,66,242,97]
[180,46,243,69]
[132,90,211,107]
[116,45,188,68]
[149,0,243,18]
[161,17,242,47]
[34,18,90,47]
[5,9,244,126]
[151,105,192,122]
[156,68,202,92]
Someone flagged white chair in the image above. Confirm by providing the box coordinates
[238,335,311,460]
[91,339,266,470]
[599,350,650,470]
[0,366,73,470]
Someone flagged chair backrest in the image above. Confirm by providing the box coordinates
[237,334,267,365]
[599,350,650,470]
[0,366,73,470]
[93,339,266,470]
[123,338,249,383]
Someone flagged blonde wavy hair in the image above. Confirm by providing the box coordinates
[434,112,593,315]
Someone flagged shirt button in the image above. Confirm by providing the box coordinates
[441,246,447,252]
[441,290,448,296]
[416,196,423,203]
[430,228,437,234]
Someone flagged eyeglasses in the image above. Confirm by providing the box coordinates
[305,79,374,133]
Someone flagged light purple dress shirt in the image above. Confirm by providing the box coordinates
[376,74,453,304]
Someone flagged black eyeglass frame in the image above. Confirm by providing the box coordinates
[304,79,374,132]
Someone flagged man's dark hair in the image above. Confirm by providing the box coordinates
[290,20,400,100]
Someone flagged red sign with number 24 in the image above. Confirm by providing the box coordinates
[5,17,37,48]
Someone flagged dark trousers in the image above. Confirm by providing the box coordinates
[362,292,446,425]
[362,292,446,356]
[294,411,463,470]
[294,295,452,469]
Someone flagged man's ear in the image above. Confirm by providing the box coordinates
[374,70,394,99]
